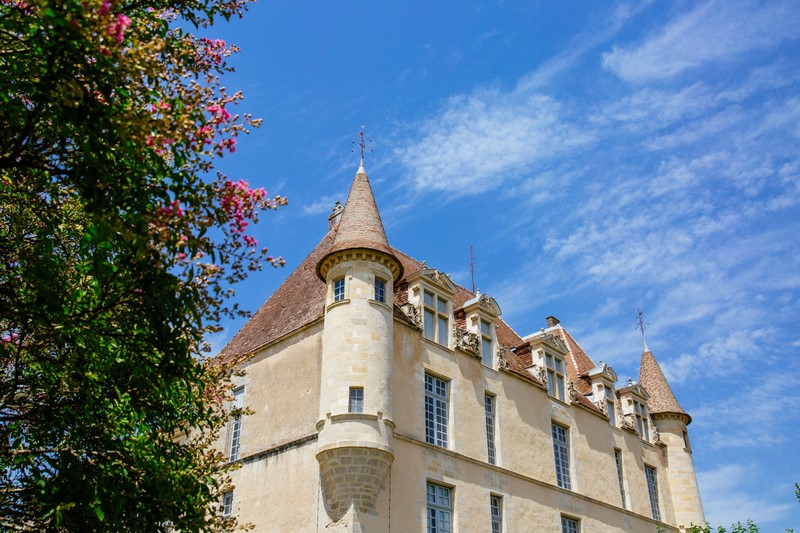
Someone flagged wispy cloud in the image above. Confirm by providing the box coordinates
[601,0,800,82]
[697,463,795,527]
[394,90,594,195]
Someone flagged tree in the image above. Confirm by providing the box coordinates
[0,0,283,529]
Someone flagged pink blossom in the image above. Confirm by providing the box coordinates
[99,0,112,16]
[107,13,132,44]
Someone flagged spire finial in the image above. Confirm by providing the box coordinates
[469,244,476,293]
[636,308,650,352]
[352,125,373,164]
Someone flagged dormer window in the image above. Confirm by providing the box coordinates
[605,386,616,426]
[423,290,449,346]
[374,277,386,303]
[481,319,493,366]
[333,277,345,302]
[634,400,650,441]
[546,353,566,401]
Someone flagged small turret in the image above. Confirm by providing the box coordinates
[639,347,705,530]
[315,161,401,531]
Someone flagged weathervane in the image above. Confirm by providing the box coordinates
[636,308,650,352]
[352,125,373,163]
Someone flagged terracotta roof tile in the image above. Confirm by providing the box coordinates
[316,164,401,280]
[639,349,690,423]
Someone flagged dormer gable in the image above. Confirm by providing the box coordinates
[404,266,457,349]
[586,362,619,426]
[460,291,502,368]
[524,331,570,401]
[618,379,655,442]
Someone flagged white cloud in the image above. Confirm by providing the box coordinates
[302,194,342,216]
[697,463,795,527]
[602,0,800,82]
[394,90,594,195]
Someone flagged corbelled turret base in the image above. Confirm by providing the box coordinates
[317,446,393,524]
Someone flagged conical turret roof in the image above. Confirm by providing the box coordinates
[316,162,402,280]
[639,348,691,424]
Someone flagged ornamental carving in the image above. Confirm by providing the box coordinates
[402,302,421,328]
[567,380,578,403]
[530,364,547,384]
[453,324,480,356]
[597,398,608,416]
[497,346,508,369]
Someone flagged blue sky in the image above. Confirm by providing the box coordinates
[207,1,800,530]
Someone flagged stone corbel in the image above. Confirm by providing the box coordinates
[402,302,421,328]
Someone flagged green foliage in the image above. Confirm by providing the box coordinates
[0,0,282,529]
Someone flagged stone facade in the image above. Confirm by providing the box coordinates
[216,163,705,532]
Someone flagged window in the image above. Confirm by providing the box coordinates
[481,319,493,366]
[425,374,448,447]
[683,430,691,450]
[426,483,452,533]
[490,495,502,533]
[228,387,244,461]
[222,491,233,519]
[551,423,571,489]
[349,387,364,413]
[333,277,345,302]
[634,400,650,441]
[614,449,626,508]
[423,290,449,346]
[561,516,579,533]
[485,394,496,465]
[605,385,616,426]
[374,277,386,303]
[546,353,566,401]
[645,466,661,521]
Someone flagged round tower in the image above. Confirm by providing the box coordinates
[314,161,403,529]
[639,345,705,530]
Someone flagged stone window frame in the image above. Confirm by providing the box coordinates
[545,352,566,402]
[490,494,502,533]
[373,277,386,303]
[348,387,364,413]
[222,490,233,519]
[645,464,661,521]
[484,392,497,465]
[333,277,346,302]
[423,289,450,348]
[633,399,650,442]
[551,422,572,490]
[561,515,580,533]
[227,386,244,462]
[605,385,617,427]
[480,319,494,367]
[424,372,449,448]
[426,481,453,533]
[614,448,626,508]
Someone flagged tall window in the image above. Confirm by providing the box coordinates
[546,353,566,401]
[426,483,452,533]
[604,385,616,426]
[374,277,386,303]
[349,387,364,413]
[485,394,496,465]
[423,290,449,346]
[480,319,493,366]
[228,387,244,461]
[645,466,661,521]
[425,373,448,447]
[551,423,571,489]
[561,516,579,533]
[614,449,626,508]
[333,277,345,302]
[222,491,233,519]
[490,495,502,533]
[634,400,650,441]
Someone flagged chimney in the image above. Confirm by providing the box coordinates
[546,315,560,328]
[327,201,344,231]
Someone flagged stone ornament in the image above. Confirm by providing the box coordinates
[568,380,578,403]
